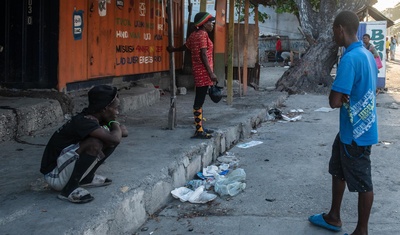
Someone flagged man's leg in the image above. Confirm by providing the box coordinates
[61,137,104,196]
[60,152,97,197]
[324,134,345,227]
[324,175,345,227]
[80,146,117,184]
[352,191,373,235]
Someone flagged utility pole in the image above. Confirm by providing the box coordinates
[227,0,235,105]
[167,0,177,129]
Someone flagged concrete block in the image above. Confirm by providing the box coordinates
[225,126,241,149]
[220,134,227,154]
[115,190,147,233]
[171,164,187,188]
[0,109,16,141]
[186,154,202,179]
[241,121,253,139]
[119,88,160,113]
[213,135,222,158]
[146,180,172,215]
[177,87,187,95]
[176,75,195,89]
[202,143,214,167]
[15,99,63,137]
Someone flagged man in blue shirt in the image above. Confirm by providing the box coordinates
[309,11,378,235]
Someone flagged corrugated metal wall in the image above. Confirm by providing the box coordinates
[58,0,183,91]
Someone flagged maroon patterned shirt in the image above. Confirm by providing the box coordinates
[185,30,214,87]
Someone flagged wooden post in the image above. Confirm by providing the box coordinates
[227,0,235,105]
[243,0,249,95]
[200,0,206,12]
[167,0,176,129]
[255,5,259,65]
[237,1,241,97]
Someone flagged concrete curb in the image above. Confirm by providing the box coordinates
[0,97,64,141]
[65,108,269,234]
[0,84,287,234]
[0,87,160,142]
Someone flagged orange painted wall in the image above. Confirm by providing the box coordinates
[58,0,88,90]
[58,0,183,91]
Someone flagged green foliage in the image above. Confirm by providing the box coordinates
[274,0,321,16]
[234,0,270,23]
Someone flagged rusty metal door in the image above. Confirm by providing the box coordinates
[0,0,59,89]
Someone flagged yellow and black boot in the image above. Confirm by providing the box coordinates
[192,108,212,139]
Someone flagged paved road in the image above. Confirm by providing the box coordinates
[135,89,400,234]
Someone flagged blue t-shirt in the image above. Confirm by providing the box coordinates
[332,41,378,146]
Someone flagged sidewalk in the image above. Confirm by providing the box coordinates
[0,67,288,234]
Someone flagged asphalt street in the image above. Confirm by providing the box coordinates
[135,82,400,234]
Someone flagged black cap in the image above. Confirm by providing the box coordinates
[86,85,118,113]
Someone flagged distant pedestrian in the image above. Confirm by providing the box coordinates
[362,34,380,58]
[308,11,378,235]
[385,37,390,61]
[40,85,129,203]
[390,36,397,60]
[280,51,291,66]
[167,12,217,139]
[275,36,283,65]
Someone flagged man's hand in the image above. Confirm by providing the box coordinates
[341,94,349,104]
[166,46,174,53]
[210,72,217,82]
[329,90,348,108]
[120,125,129,137]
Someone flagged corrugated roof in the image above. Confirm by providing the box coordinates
[358,5,395,28]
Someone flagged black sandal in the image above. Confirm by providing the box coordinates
[191,131,212,139]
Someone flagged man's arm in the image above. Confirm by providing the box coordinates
[200,48,217,82]
[89,123,125,147]
[167,44,187,53]
[329,90,349,108]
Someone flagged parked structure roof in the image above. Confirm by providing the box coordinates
[358,5,395,27]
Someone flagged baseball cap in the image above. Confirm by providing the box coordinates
[86,85,118,113]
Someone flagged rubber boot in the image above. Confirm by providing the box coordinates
[192,108,212,139]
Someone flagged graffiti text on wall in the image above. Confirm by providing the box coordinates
[115,1,166,67]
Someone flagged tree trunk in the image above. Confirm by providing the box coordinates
[276,39,338,94]
[275,0,372,94]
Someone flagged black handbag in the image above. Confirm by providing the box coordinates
[208,85,223,103]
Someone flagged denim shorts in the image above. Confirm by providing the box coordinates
[329,134,373,192]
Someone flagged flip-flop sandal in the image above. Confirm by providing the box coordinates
[80,174,112,188]
[308,213,341,232]
[57,187,94,204]
[191,131,212,139]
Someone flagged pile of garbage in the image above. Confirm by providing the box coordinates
[171,152,246,204]
[267,108,303,122]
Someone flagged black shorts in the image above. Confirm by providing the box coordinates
[329,134,373,192]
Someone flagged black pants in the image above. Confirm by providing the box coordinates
[193,86,209,109]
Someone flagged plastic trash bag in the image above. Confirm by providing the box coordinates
[171,186,217,203]
[209,85,223,103]
[214,168,246,197]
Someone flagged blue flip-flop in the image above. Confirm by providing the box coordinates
[308,213,341,232]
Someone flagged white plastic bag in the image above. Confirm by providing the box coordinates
[214,168,246,197]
